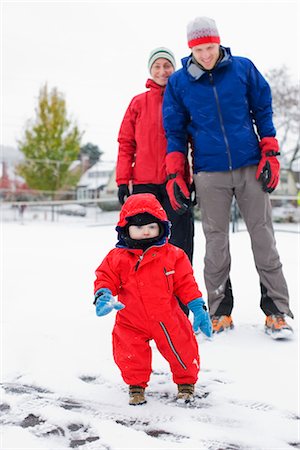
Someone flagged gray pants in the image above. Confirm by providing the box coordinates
[193,165,293,318]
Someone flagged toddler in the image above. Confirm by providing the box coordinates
[94,193,211,405]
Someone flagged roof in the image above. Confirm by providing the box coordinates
[77,160,115,190]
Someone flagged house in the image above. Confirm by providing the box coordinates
[76,160,115,200]
[270,168,299,207]
[102,166,118,196]
[97,166,120,211]
[0,161,29,200]
[277,169,298,196]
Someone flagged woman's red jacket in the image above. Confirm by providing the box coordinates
[116,79,168,186]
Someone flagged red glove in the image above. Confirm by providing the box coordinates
[166,152,191,214]
[256,137,280,193]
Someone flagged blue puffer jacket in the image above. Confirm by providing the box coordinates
[163,47,276,173]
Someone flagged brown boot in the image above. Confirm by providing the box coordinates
[177,384,195,403]
[129,385,146,405]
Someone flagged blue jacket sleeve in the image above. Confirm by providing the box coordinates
[246,60,276,139]
[162,78,190,155]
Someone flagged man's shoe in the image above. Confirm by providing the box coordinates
[265,314,293,339]
[177,384,195,403]
[129,385,146,405]
[211,315,234,333]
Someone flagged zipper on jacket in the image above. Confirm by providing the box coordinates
[134,245,160,271]
[157,90,164,181]
[135,255,144,271]
[209,72,233,170]
[159,322,187,369]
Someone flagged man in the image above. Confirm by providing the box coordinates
[162,16,293,337]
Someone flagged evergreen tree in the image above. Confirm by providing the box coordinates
[80,142,103,168]
[17,84,82,195]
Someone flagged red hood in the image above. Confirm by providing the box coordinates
[117,193,168,227]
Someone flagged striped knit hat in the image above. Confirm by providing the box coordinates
[148,47,176,72]
[187,17,220,48]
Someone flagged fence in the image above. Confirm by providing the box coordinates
[1,194,299,233]
[0,197,120,224]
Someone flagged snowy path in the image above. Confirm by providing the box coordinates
[1,216,299,449]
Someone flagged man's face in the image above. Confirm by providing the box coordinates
[191,43,220,70]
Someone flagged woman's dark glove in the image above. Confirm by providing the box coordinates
[118,184,130,205]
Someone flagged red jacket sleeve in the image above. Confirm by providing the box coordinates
[172,248,203,304]
[116,99,138,186]
[94,250,121,296]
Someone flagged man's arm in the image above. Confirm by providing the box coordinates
[163,79,192,212]
[246,60,280,193]
[163,79,190,154]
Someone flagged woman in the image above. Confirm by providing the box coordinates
[116,47,194,275]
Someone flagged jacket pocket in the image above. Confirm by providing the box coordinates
[163,267,175,293]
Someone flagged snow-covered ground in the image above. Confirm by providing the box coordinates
[1,208,299,450]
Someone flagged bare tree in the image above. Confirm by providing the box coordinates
[265,66,300,170]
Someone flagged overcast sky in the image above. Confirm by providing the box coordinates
[1,0,299,161]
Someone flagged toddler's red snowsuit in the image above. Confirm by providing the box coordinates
[94,194,201,387]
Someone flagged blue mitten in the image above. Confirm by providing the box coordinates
[188,297,212,337]
[94,288,125,317]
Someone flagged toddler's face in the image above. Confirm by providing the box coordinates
[128,223,160,240]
